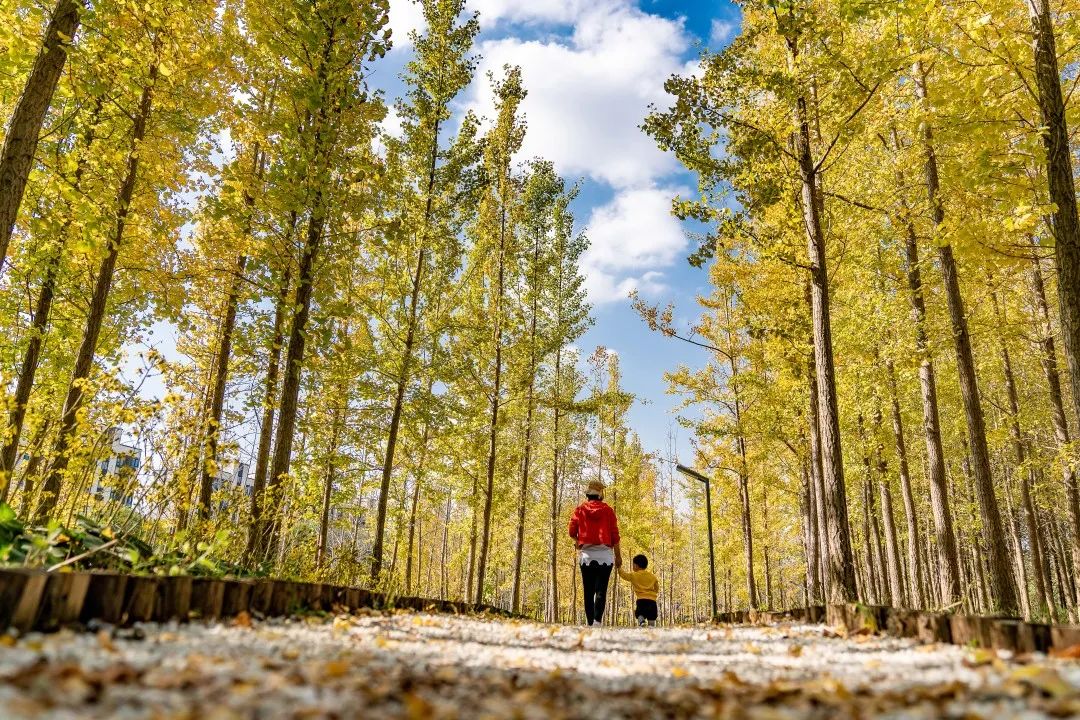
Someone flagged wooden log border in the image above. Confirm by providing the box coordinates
[0,568,514,634]
[717,602,1080,654]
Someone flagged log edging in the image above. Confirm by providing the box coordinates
[0,567,514,634]
[718,601,1080,654]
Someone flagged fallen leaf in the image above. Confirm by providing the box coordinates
[233,611,252,629]
[96,630,117,653]
[1011,665,1078,698]
[787,644,803,657]
[965,648,997,667]
[321,660,350,678]
[1050,643,1080,660]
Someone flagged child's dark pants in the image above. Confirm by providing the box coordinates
[635,599,658,626]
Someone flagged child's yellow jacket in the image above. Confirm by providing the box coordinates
[618,567,659,601]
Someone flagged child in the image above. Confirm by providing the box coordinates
[618,553,659,626]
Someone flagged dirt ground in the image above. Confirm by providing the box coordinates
[3,611,1080,718]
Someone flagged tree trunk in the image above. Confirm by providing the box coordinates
[441,492,451,601]
[887,362,923,607]
[245,260,292,561]
[372,246,424,580]
[914,64,1017,614]
[36,62,157,520]
[466,468,478,603]
[405,418,431,594]
[549,346,563,622]
[263,204,324,557]
[512,230,542,614]
[1006,483,1033,618]
[1029,250,1080,592]
[860,416,888,604]
[0,0,83,266]
[372,115,441,581]
[0,94,102,500]
[196,143,266,521]
[1027,3,1080,580]
[316,403,343,569]
[874,409,905,606]
[806,340,830,600]
[901,204,961,607]
[730,376,757,607]
[475,186,509,603]
[994,291,1052,617]
[801,460,822,604]
[197,253,247,520]
[793,73,856,602]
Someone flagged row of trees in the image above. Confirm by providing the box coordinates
[644,0,1080,621]
[0,0,730,622]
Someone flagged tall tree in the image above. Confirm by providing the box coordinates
[474,66,526,602]
[369,0,480,581]
[0,0,83,266]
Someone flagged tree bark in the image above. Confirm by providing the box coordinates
[1006,482,1033,618]
[793,83,856,602]
[874,409,905,607]
[900,216,961,607]
[801,460,822,604]
[405,417,432,594]
[512,227,542,614]
[549,345,563,622]
[722,302,758,608]
[993,291,1052,617]
[806,339,830,600]
[245,260,292,561]
[263,198,324,556]
[887,362,923,607]
[475,158,511,602]
[36,61,157,520]
[196,144,265,521]
[1027,4,1080,586]
[197,253,248,520]
[914,64,1018,615]
[1028,251,1080,593]
[0,0,83,266]
[316,403,343,569]
[371,116,441,581]
[0,95,101,501]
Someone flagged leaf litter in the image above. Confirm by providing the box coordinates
[1,613,1080,718]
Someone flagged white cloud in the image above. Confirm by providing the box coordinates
[582,187,688,304]
[709,18,738,46]
[468,0,600,27]
[467,1,691,188]
[388,0,426,48]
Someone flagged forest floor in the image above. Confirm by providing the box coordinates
[2,610,1080,719]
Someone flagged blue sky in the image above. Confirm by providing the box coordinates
[385,0,742,465]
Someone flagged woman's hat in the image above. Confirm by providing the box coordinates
[586,480,605,498]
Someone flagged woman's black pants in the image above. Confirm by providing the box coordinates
[580,561,613,625]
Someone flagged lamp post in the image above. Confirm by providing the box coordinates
[677,464,718,621]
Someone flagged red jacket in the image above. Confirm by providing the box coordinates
[568,500,620,547]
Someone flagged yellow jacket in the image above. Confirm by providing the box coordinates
[618,567,659,601]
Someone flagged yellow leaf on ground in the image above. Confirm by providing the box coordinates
[1011,666,1078,698]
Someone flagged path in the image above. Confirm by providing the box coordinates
[2,611,1080,718]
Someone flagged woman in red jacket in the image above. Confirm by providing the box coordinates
[568,479,622,626]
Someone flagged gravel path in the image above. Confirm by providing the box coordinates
[2,611,1080,718]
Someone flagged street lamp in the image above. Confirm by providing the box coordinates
[676,464,718,621]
